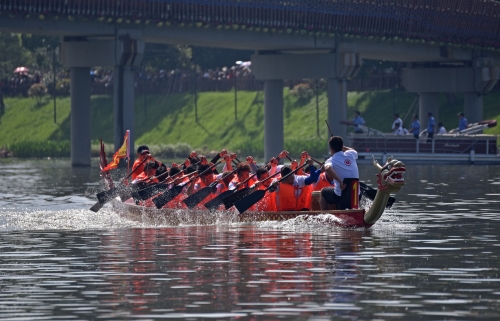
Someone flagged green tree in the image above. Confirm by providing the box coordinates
[0,33,33,80]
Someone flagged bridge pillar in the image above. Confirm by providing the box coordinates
[251,52,360,152]
[62,38,117,167]
[403,61,498,129]
[464,93,483,124]
[113,66,136,152]
[418,93,440,131]
[327,78,347,138]
[70,67,91,167]
[113,31,144,154]
[264,79,284,161]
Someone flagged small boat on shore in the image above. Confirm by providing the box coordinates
[111,156,406,228]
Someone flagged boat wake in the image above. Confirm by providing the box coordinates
[0,207,142,230]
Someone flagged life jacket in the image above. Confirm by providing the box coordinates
[312,172,334,192]
[217,182,229,194]
[193,175,218,209]
[165,177,191,209]
[134,172,159,185]
[131,159,146,181]
[254,184,277,212]
[277,182,312,211]
[230,175,256,190]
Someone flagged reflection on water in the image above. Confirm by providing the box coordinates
[0,159,499,320]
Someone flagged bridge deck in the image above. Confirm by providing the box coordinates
[2,0,500,50]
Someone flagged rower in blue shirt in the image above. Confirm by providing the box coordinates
[458,112,468,132]
[409,114,421,139]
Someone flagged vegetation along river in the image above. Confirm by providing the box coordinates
[0,159,499,320]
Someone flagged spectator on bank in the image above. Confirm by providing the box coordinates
[352,110,366,133]
[437,122,447,135]
[458,112,468,132]
[392,113,403,132]
[409,114,420,139]
[393,122,404,135]
[427,112,435,142]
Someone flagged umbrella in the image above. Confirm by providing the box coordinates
[13,67,30,74]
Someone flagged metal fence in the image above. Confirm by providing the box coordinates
[2,0,500,49]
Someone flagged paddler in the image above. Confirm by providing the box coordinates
[164,165,197,209]
[250,167,277,212]
[131,145,166,181]
[270,158,319,211]
[131,161,160,189]
[320,136,359,210]
[229,162,256,190]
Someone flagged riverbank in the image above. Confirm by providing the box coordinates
[0,90,499,157]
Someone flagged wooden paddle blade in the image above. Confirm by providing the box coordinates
[134,183,169,201]
[119,186,134,202]
[152,185,184,209]
[183,187,213,209]
[204,190,233,212]
[97,187,115,204]
[222,188,250,210]
[234,190,266,214]
[89,201,104,213]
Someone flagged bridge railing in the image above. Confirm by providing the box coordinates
[2,0,500,49]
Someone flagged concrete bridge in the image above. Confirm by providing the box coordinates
[1,0,499,165]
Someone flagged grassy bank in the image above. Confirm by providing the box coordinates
[0,89,499,157]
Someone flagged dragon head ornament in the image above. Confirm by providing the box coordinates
[372,156,406,192]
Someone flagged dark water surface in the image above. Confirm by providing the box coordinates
[0,159,500,320]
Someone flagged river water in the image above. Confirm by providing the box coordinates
[0,158,499,320]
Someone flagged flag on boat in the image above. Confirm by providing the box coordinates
[102,131,129,172]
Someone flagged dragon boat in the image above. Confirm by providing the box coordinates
[112,156,406,229]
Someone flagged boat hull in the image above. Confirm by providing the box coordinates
[112,199,372,228]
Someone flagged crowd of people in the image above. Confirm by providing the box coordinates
[121,135,359,213]
[0,72,42,97]
[349,110,469,140]
[0,63,257,97]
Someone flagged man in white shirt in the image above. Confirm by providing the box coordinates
[393,123,404,135]
[437,122,447,135]
[391,113,403,132]
[320,136,359,210]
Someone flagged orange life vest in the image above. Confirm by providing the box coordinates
[131,158,146,180]
[254,185,277,212]
[134,172,159,184]
[165,177,190,209]
[313,172,334,192]
[192,175,218,209]
[231,176,256,189]
[277,182,312,211]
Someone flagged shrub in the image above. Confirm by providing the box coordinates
[9,140,70,158]
[28,83,47,105]
[233,140,264,158]
[233,138,328,160]
[55,78,71,96]
[150,142,194,158]
[290,83,314,102]
[284,139,328,159]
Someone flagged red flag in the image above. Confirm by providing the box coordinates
[102,133,128,172]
